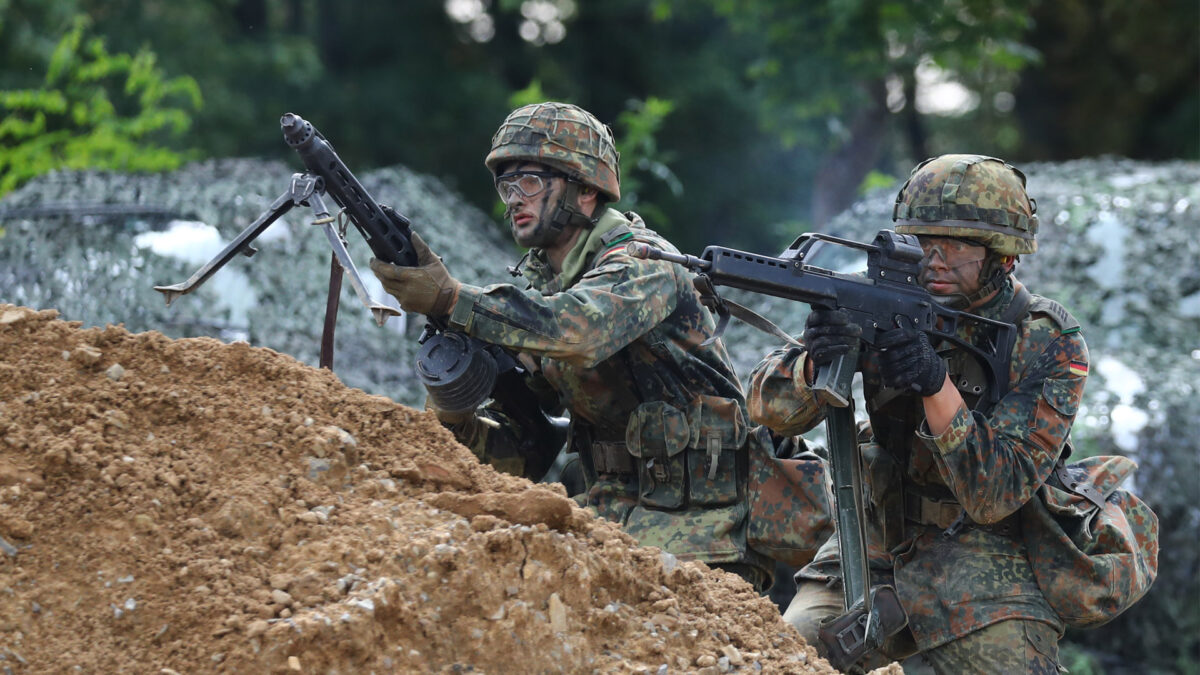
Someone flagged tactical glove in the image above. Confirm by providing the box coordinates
[369,230,460,318]
[876,326,947,395]
[802,308,863,368]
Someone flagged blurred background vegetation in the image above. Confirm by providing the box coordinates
[1,2,1197,673]
[2,0,1195,251]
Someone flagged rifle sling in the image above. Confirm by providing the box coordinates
[715,297,802,348]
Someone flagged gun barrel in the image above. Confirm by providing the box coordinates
[625,242,712,272]
[280,113,311,147]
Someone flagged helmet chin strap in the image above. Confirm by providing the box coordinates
[549,181,601,231]
[929,254,1013,309]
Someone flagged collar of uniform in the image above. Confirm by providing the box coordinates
[523,208,630,294]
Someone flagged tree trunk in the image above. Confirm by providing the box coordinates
[811,79,890,231]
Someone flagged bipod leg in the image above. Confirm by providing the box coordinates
[154,190,296,305]
[308,192,400,328]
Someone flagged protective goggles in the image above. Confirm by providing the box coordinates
[494,170,563,201]
[916,235,988,267]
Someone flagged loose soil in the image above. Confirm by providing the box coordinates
[0,304,877,674]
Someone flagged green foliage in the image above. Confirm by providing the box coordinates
[671,0,1041,147]
[613,97,681,225]
[508,81,551,109]
[857,169,898,195]
[0,15,201,196]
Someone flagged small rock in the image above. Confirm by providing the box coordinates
[132,514,156,534]
[721,645,743,666]
[105,364,125,381]
[287,655,302,671]
[696,654,717,668]
[0,309,29,324]
[157,471,182,493]
[271,589,294,606]
[0,516,33,540]
[548,593,567,632]
[71,345,103,367]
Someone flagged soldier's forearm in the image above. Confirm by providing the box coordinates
[922,374,964,436]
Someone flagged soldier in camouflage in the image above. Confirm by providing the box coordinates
[371,102,772,589]
[748,155,1087,672]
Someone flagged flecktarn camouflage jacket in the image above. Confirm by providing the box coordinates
[747,279,1089,649]
[447,208,768,577]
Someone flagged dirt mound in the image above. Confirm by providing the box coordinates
[0,305,841,674]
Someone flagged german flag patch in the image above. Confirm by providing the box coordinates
[1069,360,1089,377]
[597,233,635,262]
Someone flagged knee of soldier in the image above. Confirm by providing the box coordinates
[781,580,844,649]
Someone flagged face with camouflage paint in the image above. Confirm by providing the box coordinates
[917,235,988,304]
[498,161,574,249]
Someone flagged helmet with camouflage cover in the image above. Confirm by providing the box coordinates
[892,154,1038,255]
[485,102,621,203]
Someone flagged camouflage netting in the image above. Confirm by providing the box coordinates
[0,159,514,407]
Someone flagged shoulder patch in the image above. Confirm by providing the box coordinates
[1029,295,1081,333]
[600,224,633,246]
[596,235,636,265]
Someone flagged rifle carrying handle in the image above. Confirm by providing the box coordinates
[813,341,859,408]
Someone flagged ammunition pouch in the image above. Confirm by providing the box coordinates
[625,395,747,509]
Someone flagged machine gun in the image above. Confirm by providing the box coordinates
[153,113,550,433]
[628,230,1018,670]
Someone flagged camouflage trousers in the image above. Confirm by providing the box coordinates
[783,581,1064,674]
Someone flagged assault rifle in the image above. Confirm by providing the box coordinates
[154,114,556,439]
[628,230,1018,671]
